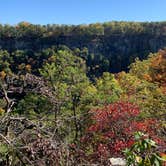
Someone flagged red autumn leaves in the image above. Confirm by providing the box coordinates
[81,102,162,158]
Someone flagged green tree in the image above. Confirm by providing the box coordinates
[40,49,91,141]
[94,72,122,105]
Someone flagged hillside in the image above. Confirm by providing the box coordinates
[0,22,166,165]
[1,21,166,76]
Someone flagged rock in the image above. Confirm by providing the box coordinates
[109,157,126,166]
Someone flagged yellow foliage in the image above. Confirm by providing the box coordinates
[0,108,5,115]
[18,63,25,70]
[160,153,166,160]
[19,21,30,27]
[0,71,6,79]
[86,85,97,94]
[48,56,56,62]
[143,74,152,81]
[25,64,32,72]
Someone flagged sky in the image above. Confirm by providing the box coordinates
[0,0,166,25]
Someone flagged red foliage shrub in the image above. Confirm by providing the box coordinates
[81,102,161,160]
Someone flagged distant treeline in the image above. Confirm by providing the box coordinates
[1,21,166,76]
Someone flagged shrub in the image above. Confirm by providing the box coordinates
[80,102,162,162]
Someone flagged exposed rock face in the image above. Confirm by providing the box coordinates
[109,158,126,166]
[1,26,166,73]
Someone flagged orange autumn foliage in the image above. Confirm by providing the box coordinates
[0,71,6,79]
[149,49,166,87]
[25,64,32,72]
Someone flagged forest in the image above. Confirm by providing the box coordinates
[0,21,166,165]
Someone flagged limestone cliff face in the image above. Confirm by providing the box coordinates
[0,22,166,74]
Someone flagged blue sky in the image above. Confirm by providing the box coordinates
[0,0,166,25]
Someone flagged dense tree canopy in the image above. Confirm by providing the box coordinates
[0,22,166,165]
[0,21,166,76]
